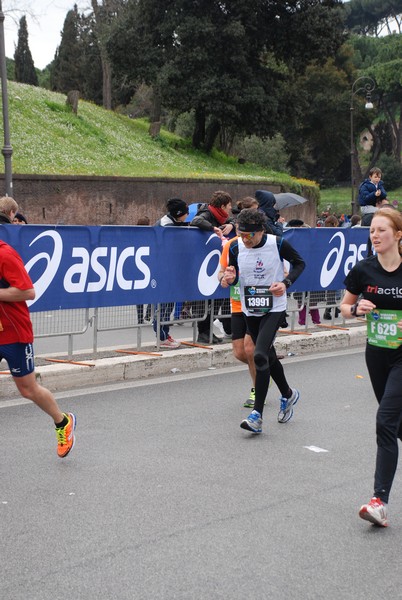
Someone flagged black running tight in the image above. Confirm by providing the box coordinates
[365,343,402,504]
[246,311,292,416]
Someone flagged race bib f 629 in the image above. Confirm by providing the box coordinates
[367,309,402,349]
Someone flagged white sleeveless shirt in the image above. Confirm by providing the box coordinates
[238,235,287,316]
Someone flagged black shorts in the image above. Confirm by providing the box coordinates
[231,312,247,341]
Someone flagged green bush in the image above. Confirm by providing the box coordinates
[377,154,402,191]
[172,110,195,139]
[233,134,290,173]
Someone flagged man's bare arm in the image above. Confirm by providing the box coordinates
[0,287,35,302]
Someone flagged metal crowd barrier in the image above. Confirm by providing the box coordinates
[31,308,91,359]
[30,292,345,359]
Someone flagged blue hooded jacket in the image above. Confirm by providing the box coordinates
[255,190,283,236]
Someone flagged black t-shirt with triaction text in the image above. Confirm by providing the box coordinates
[344,255,402,310]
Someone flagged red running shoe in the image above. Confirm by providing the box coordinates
[359,497,388,527]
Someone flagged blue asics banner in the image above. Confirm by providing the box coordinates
[0,225,369,312]
[0,225,224,312]
[283,226,369,291]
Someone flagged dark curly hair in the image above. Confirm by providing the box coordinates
[236,208,267,231]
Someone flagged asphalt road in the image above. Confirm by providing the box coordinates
[1,348,402,600]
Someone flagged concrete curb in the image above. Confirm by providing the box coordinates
[1,326,367,399]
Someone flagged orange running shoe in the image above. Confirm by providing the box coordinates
[56,412,76,458]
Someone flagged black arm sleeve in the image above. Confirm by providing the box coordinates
[278,238,306,284]
[227,240,240,285]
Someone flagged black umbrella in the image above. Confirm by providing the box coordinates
[274,192,308,210]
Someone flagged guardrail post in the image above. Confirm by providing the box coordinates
[92,308,98,357]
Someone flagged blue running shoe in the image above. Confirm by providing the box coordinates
[278,388,300,423]
[240,410,262,433]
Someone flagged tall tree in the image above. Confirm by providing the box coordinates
[14,15,38,86]
[79,11,104,105]
[50,5,84,94]
[107,0,166,129]
[90,1,125,109]
[108,0,346,152]
[351,34,402,166]
[50,4,125,106]
[345,0,402,35]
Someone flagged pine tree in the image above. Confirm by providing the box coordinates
[50,6,83,93]
[14,15,38,86]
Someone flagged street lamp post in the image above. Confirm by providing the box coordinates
[350,76,375,215]
[0,0,13,196]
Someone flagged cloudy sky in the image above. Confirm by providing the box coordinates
[3,1,87,70]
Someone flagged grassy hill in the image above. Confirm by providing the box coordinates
[2,81,317,197]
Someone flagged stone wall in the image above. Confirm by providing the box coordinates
[2,174,317,226]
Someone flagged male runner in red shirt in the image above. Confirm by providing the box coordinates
[0,240,76,458]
